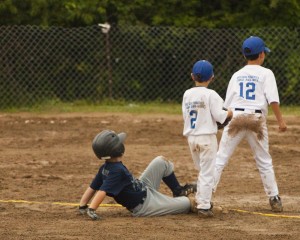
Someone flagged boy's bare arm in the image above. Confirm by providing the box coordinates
[79,187,96,207]
[227,108,233,118]
[270,102,287,132]
[78,187,106,220]
[86,190,107,220]
[89,190,107,210]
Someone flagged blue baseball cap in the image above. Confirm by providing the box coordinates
[192,60,214,82]
[242,36,271,56]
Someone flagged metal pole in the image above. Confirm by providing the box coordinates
[105,32,112,99]
[99,23,112,99]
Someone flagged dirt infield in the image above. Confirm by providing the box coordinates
[0,112,299,240]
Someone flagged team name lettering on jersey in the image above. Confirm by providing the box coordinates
[102,168,110,176]
[237,75,259,82]
[184,101,206,111]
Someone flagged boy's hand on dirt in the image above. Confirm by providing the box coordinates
[78,205,88,215]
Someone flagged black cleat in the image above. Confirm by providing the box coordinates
[198,208,214,218]
[173,183,197,197]
[269,195,283,212]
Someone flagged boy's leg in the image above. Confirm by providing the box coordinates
[163,173,196,197]
[246,119,282,212]
[132,188,192,217]
[139,156,196,197]
[213,125,245,192]
[246,122,279,197]
[188,135,217,210]
[139,156,175,190]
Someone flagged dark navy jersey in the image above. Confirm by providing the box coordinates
[90,161,146,210]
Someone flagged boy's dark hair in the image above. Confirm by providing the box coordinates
[193,73,209,83]
[244,54,259,60]
[193,74,202,82]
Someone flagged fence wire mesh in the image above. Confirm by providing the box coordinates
[0,25,299,109]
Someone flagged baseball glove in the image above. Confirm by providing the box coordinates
[217,117,232,130]
[87,208,101,220]
[217,108,232,130]
[78,205,88,215]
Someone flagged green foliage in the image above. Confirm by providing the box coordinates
[1,25,299,109]
[1,0,300,28]
[1,1,300,109]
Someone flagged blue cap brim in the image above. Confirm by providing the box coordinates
[264,47,271,53]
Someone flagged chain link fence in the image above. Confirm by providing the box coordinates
[0,25,299,109]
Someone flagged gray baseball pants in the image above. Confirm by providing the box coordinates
[131,156,191,217]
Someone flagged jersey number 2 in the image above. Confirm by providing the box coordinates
[239,82,256,100]
[190,110,197,129]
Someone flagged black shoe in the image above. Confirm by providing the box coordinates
[269,195,283,212]
[198,208,214,218]
[173,183,197,197]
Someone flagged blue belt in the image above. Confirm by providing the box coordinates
[235,108,262,113]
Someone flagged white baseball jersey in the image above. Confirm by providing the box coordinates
[224,65,280,115]
[213,64,281,199]
[182,87,228,136]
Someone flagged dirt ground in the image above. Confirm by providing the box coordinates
[0,112,299,240]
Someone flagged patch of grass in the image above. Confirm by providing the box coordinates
[2,100,300,116]
[279,105,300,116]
[3,100,182,115]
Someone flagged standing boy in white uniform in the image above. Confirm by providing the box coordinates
[182,60,232,217]
[213,36,287,212]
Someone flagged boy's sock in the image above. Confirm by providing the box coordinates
[162,172,182,196]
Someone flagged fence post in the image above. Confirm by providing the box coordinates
[99,23,112,99]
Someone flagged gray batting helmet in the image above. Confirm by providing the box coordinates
[92,130,127,160]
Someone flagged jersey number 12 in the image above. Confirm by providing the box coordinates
[239,82,256,100]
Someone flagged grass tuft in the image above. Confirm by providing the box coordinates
[2,100,300,116]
